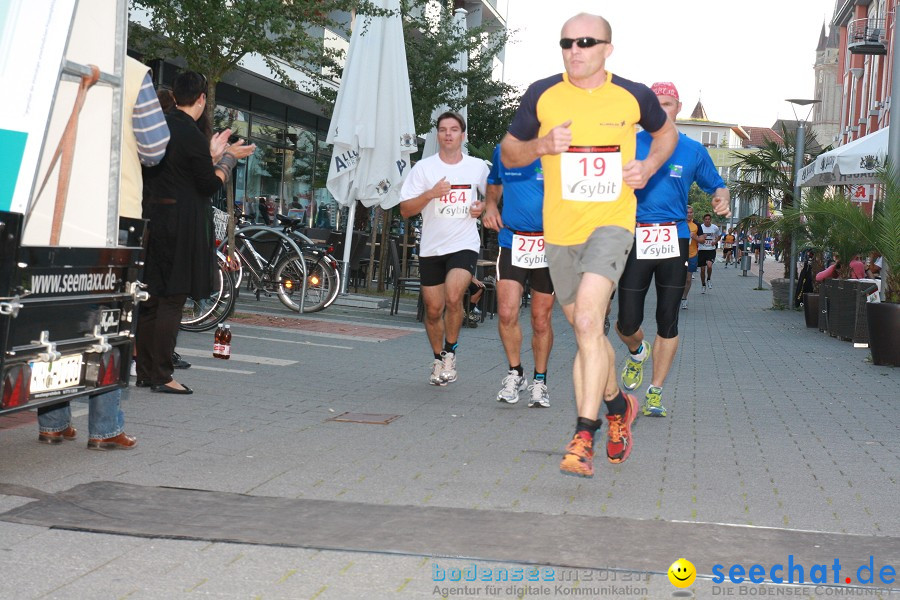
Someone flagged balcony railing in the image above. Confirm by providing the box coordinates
[848,17,888,55]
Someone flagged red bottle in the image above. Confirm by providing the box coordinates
[213,324,224,359]
[221,325,232,360]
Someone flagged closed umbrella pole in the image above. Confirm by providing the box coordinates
[326,0,416,296]
[340,200,357,294]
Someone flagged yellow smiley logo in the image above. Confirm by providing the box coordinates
[668,558,696,588]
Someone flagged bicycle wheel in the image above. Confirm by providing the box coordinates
[275,253,338,313]
[180,256,237,332]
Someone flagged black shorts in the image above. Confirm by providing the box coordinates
[697,249,717,265]
[723,246,734,256]
[497,247,554,295]
[617,238,689,339]
[419,249,478,286]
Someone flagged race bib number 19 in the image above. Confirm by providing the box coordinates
[511,233,547,269]
[561,146,622,202]
[435,184,473,218]
[635,224,678,260]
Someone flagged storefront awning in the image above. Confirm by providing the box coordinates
[797,126,888,187]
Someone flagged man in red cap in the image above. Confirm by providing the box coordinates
[615,81,730,417]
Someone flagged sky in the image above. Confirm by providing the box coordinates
[503,0,838,127]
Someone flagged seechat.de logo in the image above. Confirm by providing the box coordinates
[711,556,896,586]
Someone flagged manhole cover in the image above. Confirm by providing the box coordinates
[327,412,401,425]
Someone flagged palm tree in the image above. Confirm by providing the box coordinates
[729,124,825,277]
[793,166,900,302]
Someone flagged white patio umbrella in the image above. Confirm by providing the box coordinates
[421,6,468,159]
[326,0,417,293]
[798,126,888,187]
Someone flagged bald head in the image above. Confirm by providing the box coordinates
[559,12,614,88]
[561,13,611,42]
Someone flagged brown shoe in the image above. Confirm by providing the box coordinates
[87,432,137,450]
[38,425,77,444]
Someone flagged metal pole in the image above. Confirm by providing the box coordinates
[758,200,765,289]
[340,200,357,295]
[789,122,806,309]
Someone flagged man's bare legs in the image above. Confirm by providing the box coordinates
[496,280,554,405]
[561,273,617,421]
[497,281,554,371]
[497,280,525,367]
[422,284,448,355]
[558,273,639,477]
[422,268,472,384]
[422,269,471,352]
[529,291,554,374]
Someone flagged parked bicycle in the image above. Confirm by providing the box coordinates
[219,213,340,313]
[180,250,237,332]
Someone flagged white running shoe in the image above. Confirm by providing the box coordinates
[440,351,457,384]
[527,380,550,408]
[130,359,137,377]
[707,281,712,290]
[497,370,527,404]
[430,359,447,386]
[701,285,706,294]
[681,299,688,310]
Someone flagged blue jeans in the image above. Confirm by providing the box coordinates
[37,389,125,439]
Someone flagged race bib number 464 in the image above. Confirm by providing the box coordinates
[511,233,547,269]
[635,224,678,260]
[435,184,474,218]
[561,146,622,202]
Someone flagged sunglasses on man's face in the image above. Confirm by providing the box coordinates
[559,37,610,49]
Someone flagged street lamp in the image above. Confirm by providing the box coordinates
[786,98,820,310]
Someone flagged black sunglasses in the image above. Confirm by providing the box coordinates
[559,37,610,49]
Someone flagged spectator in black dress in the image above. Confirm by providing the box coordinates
[138,71,254,394]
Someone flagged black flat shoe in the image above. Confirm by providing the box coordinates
[150,383,193,395]
[134,380,151,388]
[173,352,191,369]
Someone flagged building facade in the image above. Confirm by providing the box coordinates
[831,0,894,145]
[132,1,508,228]
[813,20,843,145]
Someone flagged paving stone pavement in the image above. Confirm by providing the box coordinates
[0,263,897,599]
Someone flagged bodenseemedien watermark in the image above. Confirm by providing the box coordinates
[433,582,650,598]
[430,563,650,598]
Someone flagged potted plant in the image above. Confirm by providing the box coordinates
[796,165,900,365]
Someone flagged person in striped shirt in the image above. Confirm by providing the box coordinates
[37,56,171,450]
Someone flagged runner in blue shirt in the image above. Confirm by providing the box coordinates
[615,82,730,417]
[482,145,555,408]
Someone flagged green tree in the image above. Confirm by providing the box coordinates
[305,0,519,149]
[728,124,825,277]
[687,183,726,227]
[129,0,390,115]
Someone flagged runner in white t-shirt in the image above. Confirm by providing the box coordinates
[697,213,721,292]
[400,112,488,386]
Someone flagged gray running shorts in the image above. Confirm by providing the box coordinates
[545,225,634,306]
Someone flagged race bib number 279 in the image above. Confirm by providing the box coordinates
[561,146,622,202]
[511,233,547,269]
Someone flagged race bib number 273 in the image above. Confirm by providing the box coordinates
[635,224,678,260]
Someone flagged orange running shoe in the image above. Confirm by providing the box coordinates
[560,431,594,477]
[606,393,638,464]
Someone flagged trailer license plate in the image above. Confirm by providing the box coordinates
[30,355,84,394]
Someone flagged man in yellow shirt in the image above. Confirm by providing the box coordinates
[501,12,678,478]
